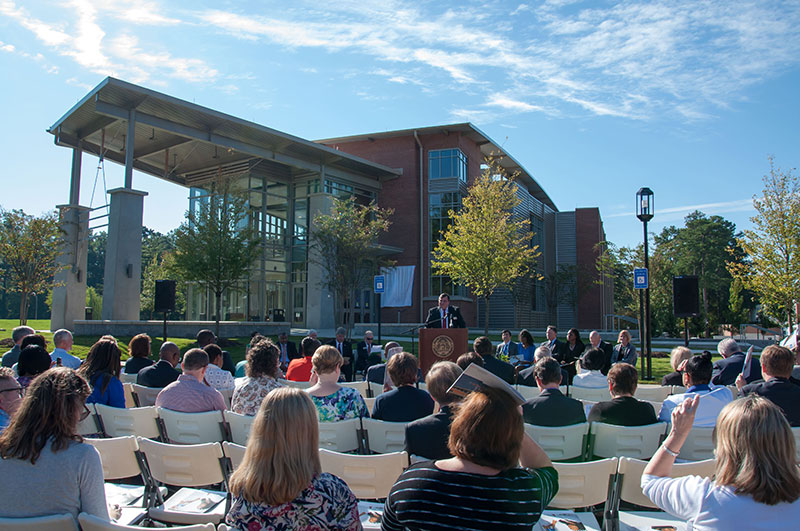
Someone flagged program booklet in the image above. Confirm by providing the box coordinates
[163,488,225,513]
[446,363,526,406]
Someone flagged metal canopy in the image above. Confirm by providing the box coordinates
[319,123,558,211]
[48,77,401,189]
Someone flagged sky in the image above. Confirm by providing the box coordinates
[0,0,798,248]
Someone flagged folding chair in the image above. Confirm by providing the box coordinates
[0,514,77,530]
[85,436,153,508]
[319,448,408,499]
[515,385,540,401]
[157,408,228,444]
[94,404,161,439]
[218,388,233,410]
[549,458,618,529]
[676,426,715,461]
[671,385,687,395]
[136,437,229,525]
[278,379,311,389]
[317,418,361,453]
[341,381,371,399]
[79,513,215,530]
[223,410,254,446]
[131,384,162,407]
[363,397,376,412]
[362,418,408,454]
[524,422,589,461]
[368,382,384,398]
[122,383,136,408]
[570,387,612,402]
[634,386,671,402]
[588,422,667,460]
[77,403,101,437]
[222,441,246,473]
[120,373,138,384]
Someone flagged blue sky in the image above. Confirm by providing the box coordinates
[1,0,798,248]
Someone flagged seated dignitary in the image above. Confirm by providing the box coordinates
[496,329,519,363]
[326,327,354,381]
[137,342,181,387]
[203,343,235,391]
[356,330,379,375]
[123,333,154,374]
[474,335,515,384]
[517,329,536,364]
[572,347,610,388]
[0,368,22,433]
[372,352,434,422]
[659,352,733,427]
[610,329,638,367]
[736,344,800,426]
[286,336,320,382]
[404,361,463,460]
[306,345,368,422]
[276,331,299,373]
[50,328,81,369]
[588,363,657,426]
[1,325,33,368]
[155,348,226,413]
[661,346,692,386]
[522,358,586,427]
[712,337,762,385]
[518,346,567,387]
[588,330,614,374]
[232,337,283,416]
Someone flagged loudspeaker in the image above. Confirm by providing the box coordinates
[673,276,699,317]
[154,280,177,313]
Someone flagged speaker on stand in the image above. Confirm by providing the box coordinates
[154,280,177,343]
[673,276,699,347]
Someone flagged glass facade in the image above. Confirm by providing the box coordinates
[429,148,467,182]
[428,192,465,297]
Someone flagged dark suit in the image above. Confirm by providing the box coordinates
[587,396,657,426]
[356,340,378,374]
[661,371,683,386]
[425,305,466,328]
[523,388,586,427]
[372,386,434,422]
[711,352,762,386]
[597,340,615,375]
[136,359,180,388]
[496,341,519,359]
[740,377,800,426]
[124,357,154,374]
[327,339,355,381]
[482,354,515,385]
[405,405,455,460]
[517,365,568,387]
[276,341,299,367]
[560,341,584,383]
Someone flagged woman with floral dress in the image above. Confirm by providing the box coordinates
[306,345,368,421]
[231,337,283,416]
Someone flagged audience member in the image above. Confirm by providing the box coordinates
[372,352,434,422]
[573,348,609,388]
[523,358,586,427]
[562,328,585,383]
[17,345,52,390]
[496,329,519,363]
[712,337,762,385]
[1,325,34,368]
[306,346,368,421]
[365,341,408,389]
[661,346,692,386]
[197,329,235,375]
[643,395,800,527]
[383,387,557,530]
[659,352,733,427]
[737,345,800,426]
[286,336,320,382]
[356,330,379,375]
[308,329,318,341]
[203,344,235,391]
[79,336,125,408]
[611,329,637,367]
[326,327,354,381]
[20,333,47,350]
[456,351,483,371]
[517,329,536,364]
[276,331,299,373]
[0,368,108,520]
[474,336,514,384]
[123,333,154,374]
[588,363,657,426]
[226,387,359,529]
[0,368,22,433]
[232,338,283,416]
[50,329,81,369]
[518,346,567,387]
[236,333,267,378]
[404,361,463,461]
[588,330,614,374]
[137,342,181,387]
[156,348,226,413]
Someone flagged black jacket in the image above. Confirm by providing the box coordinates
[425,305,466,329]
[326,339,354,381]
[587,396,657,426]
[741,377,800,426]
[522,388,586,427]
[482,354,516,385]
[372,385,434,423]
[136,359,179,388]
[517,365,568,387]
[405,405,455,460]
[711,352,762,386]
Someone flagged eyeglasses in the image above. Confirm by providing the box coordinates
[0,387,23,398]
[79,404,91,421]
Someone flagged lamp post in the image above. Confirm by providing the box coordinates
[636,187,654,380]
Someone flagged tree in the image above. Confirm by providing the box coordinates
[310,196,394,336]
[141,251,185,319]
[729,157,800,332]
[172,185,260,336]
[0,208,63,324]
[432,159,539,334]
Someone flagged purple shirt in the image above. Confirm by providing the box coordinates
[155,374,226,413]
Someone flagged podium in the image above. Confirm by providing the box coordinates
[419,328,469,375]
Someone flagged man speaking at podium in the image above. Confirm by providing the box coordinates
[425,293,466,329]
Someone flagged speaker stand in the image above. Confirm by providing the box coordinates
[163,311,168,343]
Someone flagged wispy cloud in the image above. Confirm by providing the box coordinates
[605,198,755,220]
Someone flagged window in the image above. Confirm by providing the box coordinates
[429,192,465,296]
[429,149,467,182]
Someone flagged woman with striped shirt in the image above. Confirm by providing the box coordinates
[382,386,558,530]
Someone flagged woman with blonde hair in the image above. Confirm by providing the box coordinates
[0,367,108,519]
[661,346,692,386]
[306,345,368,421]
[644,395,800,528]
[612,329,637,366]
[226,387,360,530]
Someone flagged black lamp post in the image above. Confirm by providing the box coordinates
[636,187,654,380]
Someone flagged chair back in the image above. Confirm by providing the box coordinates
[671,385,687,395]
[368,382,384,398]
[218,388,233,410]
[157,408,227,444]
[222,441,247,472]
[319,449,408,499]
[85,436,143,480]
[95,404,161,439]
[120,373,138,384]
[549,458,618,510]
[515,385,540,401]
[363,397,376,412]
[341,381,370,398]
[634,386,671,402]
[317,418,360,453]
[589,422,667,459]
[122,383,136,408]
[677,426,716,461]
[524,423,589,461]
[79,512,215,530]
[137,437,226,487]
[131,384,162,407]
[278,379,311,389]
[77,403,100,436]
[0,513,78,530]
[362,418,408,453]
[224,411,254,446]
[616,457,716,509]
[570,387,612,402]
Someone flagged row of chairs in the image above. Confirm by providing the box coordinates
[517,384,689,403]
[123,384,233,410]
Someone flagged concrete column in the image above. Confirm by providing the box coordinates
[102,188,148,320]
[305,192,335,329]
[51,205,90,331]
[69,147,82,206]
[124,109,136,189]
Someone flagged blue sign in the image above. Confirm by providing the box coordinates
[374,275,385,294]
[633,268,648,290]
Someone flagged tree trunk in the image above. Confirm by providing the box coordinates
[18,289,29,325]
[484,294,490,335]
[214,288,222,337]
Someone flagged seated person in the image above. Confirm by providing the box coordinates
[572,348,609,388]
[137,342,181,388]
[0,367,22,433]
[79,336,125,408]
[365,342,423,392]
[474,336,515,384]
[232,337,283,416]
[737,344,800,426]
[659,352,733,427]
[123,333,154,374]
[16,344,52,390]
[404,361,463,460]
[306,346,368,422]
[496,329,519,363]
[712,337,762,385]
[286,336,320,382]
[50,328,82,370]
[522,358,586,427]
[1,325,34,369]
[203,344,235,391]
[661,346,692,386]
[518,346,567,387]
[155,348,226,413]
[588,363,657,426]
[372,352,434,422]
[456,351,483,371]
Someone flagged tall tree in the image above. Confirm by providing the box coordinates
[0,208,63,324]
[172,186,260,336]
[310,196,394,336]
[432,159,539,334]
[729,157,800,332]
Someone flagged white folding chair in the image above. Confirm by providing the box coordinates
[223,410,254,446]
[570,387,612,402]
[95,404,161,439]
[85,436,153,509]
[341,381,371,399]
[0,513,77,530]
[278,378,311,389]
[549,458,618,524]
[122,383,137,408]
[317,418,361,453]
[634,386,671,402]
[120,373,138,384]
[589,422,667,460]
[515,385,540,401]
[222,441,246,473]
[319,448,408,499]
[363,397,376,412]
[671,385,687,395]
[157,408,227,444]
[362,418,408,454]
[80,512,214,530]
[77,403,101,436]
[524,423,589,461]
[131,384,163,407]
[368,382,384,398]
[676,426,716,461]
[218,388,233,410]
[416,382,427,392]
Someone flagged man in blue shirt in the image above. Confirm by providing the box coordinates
[50,329,82,369]
[0,367,23,432]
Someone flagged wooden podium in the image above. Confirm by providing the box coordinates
[419,328,469,375]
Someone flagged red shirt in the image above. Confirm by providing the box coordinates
[286,356,313,382]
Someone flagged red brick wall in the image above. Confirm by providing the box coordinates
[575,208,610,330]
